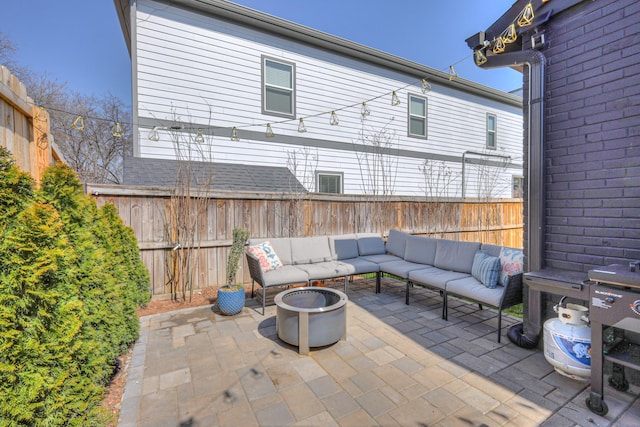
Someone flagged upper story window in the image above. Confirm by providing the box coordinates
[486,113,497,149]
[262,57,295,118]
[408,94,427,138]
[317,172,343,194]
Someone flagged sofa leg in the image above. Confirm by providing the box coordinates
[262,288,266,316]
[442,292,448,320]
[376,272,381,293]
[405,281,410,305]
[251,280,255,298]
[478,303,483,311]
[344,276,348,294]
[497,309,502,343]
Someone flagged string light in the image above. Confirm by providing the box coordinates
[448,65,458,81]
[111,122,124,137]
[492,37,506,54]
[230,127,240,141]
[474,49,488,66]
[195,128,205,143]
[297,118,307,133]
[421,79,431,94]
[330,111,339,126]
[148,126,160,141]
[501,24,518,44]
[361,102,371,117]
[391,91,401,106]
[71,116,84,130]
[34,107,47,122]
[265,123,275,137]
[517,3,535,27]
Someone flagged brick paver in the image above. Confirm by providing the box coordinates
[119,278,640,426]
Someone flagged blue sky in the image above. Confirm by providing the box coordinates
[2,0,521,105]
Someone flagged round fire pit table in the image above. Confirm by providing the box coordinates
[275,287,347,355]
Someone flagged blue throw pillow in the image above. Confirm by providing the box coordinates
[471,250,501,289]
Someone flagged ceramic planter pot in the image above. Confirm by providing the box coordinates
[218,286,245,315]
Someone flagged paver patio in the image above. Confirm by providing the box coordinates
[118,278,640,426]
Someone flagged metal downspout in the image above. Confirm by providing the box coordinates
[476,50,546,346]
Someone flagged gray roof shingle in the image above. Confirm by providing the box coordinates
[123,157,306,193]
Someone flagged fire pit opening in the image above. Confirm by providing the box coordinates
[275,287,347,355]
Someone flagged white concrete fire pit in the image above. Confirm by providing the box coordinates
[274,287,347,355]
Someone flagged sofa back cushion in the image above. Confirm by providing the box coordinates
[480,243,503,258]
[329,234,359,260]
[386,229,410,258]
[404,236,438,265]
[356,234,386,256]
[249,237,292,265]
[291,236,332,264]
[434,240,481,273]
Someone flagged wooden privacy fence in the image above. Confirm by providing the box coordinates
[88,184,523,297]
[0,65,60,183]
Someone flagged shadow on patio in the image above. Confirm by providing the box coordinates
[118,278,640,426]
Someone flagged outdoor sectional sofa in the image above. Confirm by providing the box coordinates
[245,229,523,342]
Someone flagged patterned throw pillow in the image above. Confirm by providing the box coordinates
[248,241,283,272]
[499,247,524,287]
[471,250,501,289]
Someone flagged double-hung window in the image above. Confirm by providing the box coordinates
[262,57,295,118]
[317,172,343,194]
[486,113,497,149]
[408,94,427,138]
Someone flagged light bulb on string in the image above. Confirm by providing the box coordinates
[111,122,124,138]
[195,128,205,143]
[492,37,506,54]
[330,111,339,126]
[361,102,371,117]
[448,65,458,81]
[265,123,275,138]
[71,115,84,130]
[34,107,47,122]
[391,91,401,106]
[421,79,431,94]
[501,24,518,44]
[298,118,307,133]
[517,3,535,27]
[474,50,488,66]
[230,127,240,141]
[148,126,160,141]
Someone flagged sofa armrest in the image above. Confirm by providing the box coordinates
[245,250,266,287]
[499,272,523,310]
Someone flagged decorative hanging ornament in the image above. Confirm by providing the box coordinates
[421,79,432,94]
[71,115,85,131]
[195,128,205,143]
[517,3,535,27]
[298,118,307,133]
[361,102,371,117]
[391,91,401,106]
[230,127,240,141]
[448,65,458,81]
[501,24,518,44]
[492,37,506,54]
[474,49,488,66]
[148,126,160,141]
[265,123,275,138]
[330,111,339,126]
[111,122,124,138]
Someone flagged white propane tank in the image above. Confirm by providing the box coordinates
[543,299,591,381]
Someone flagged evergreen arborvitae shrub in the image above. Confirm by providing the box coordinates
[0,147,34,231]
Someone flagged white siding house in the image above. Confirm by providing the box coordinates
[114,0,523,198]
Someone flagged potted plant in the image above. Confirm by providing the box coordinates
[217,227,250,315]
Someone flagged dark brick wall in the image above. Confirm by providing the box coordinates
[526,0,640,272]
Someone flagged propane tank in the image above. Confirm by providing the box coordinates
[543,297,591,381]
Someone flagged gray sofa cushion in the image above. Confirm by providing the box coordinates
[408,267,469,291]
[329,234,359,260]
[433,240,481,274]
[261,265,309,287]
[480,243,503,258]
[291,236,332,264]
[296,261,351,280]
[445,276,504,307]
[338,258,380,275]
[404,236,438,265]
[357,236,386,256]
[249,237,293,265]
[379,260,432,279]
[360,254,403,264]
[386,229,409,258]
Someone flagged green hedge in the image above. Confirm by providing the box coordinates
[0,148,150,425]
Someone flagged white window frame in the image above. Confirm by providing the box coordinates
[316,172,343,194]
[407,94,428,139]
[486,113,497,149]
[262,56,296,118]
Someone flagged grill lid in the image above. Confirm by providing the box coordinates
[588,264,640,289]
